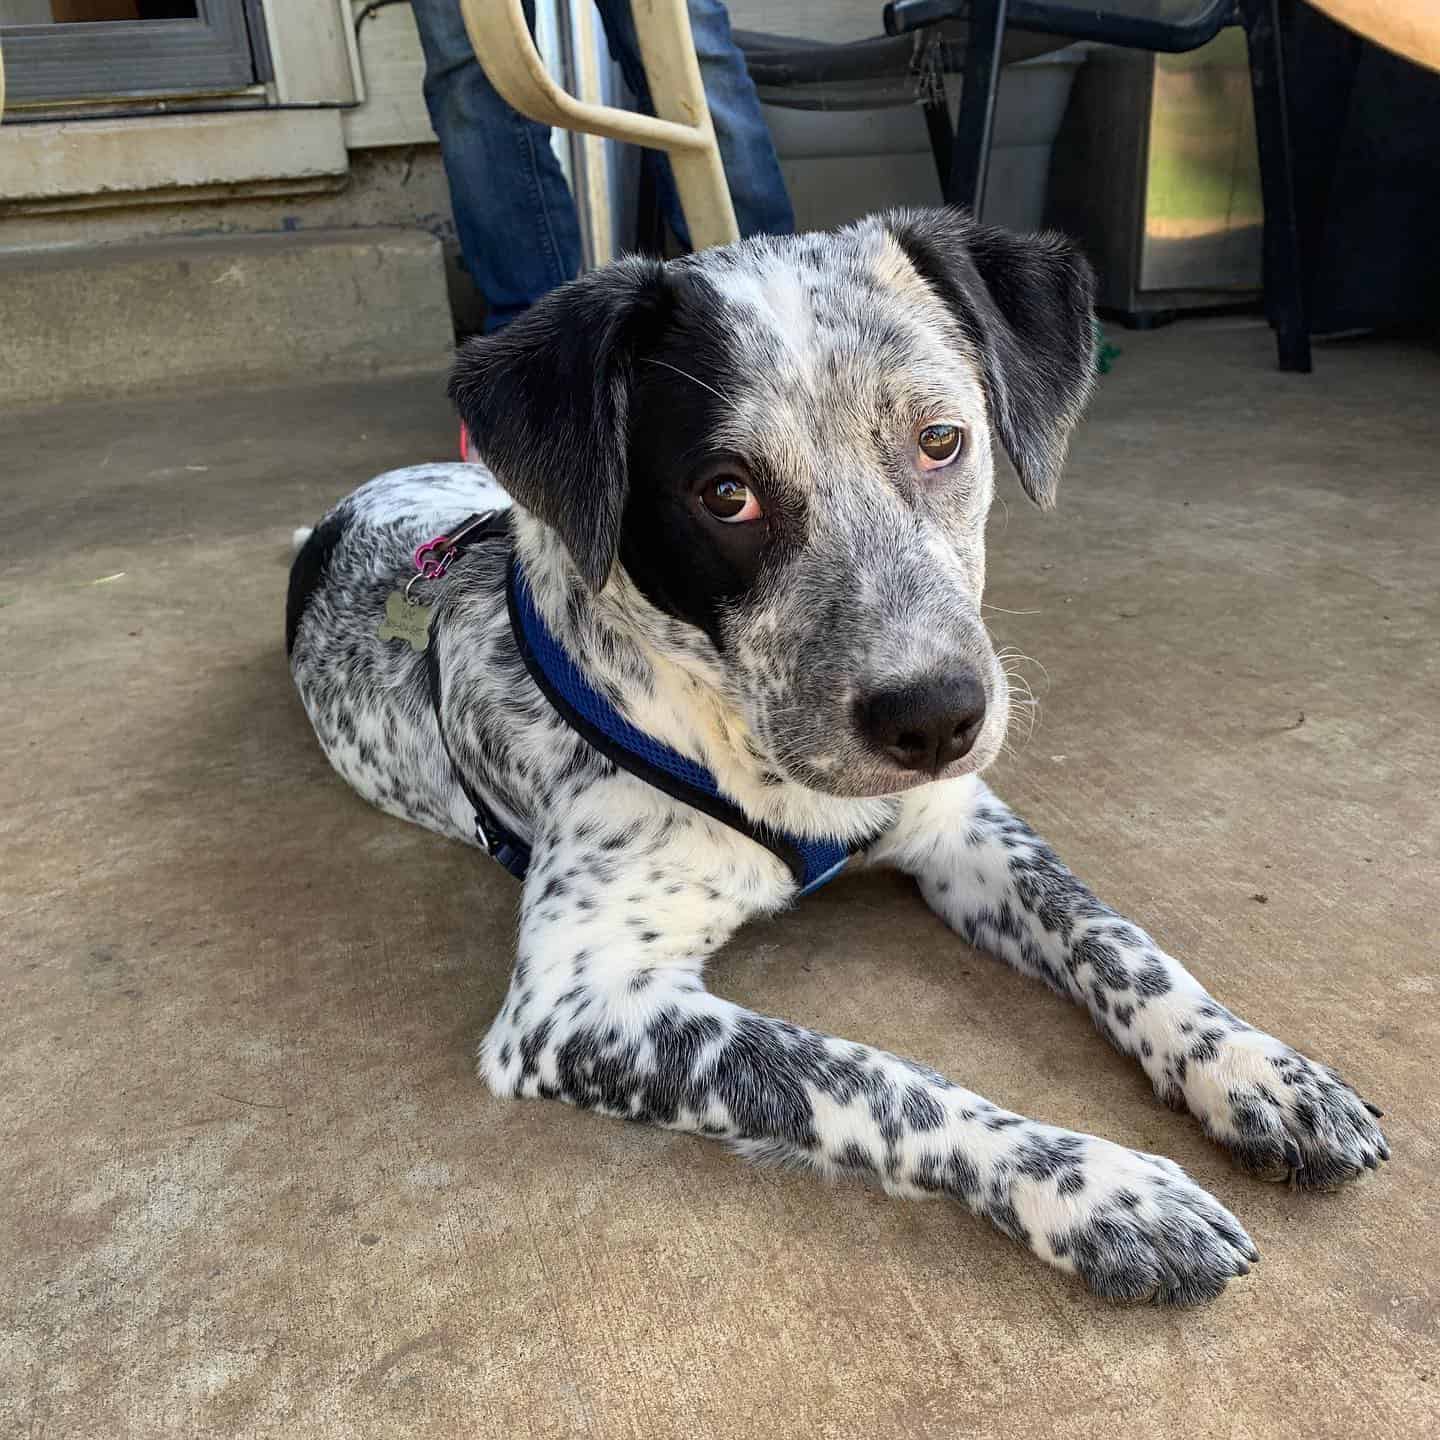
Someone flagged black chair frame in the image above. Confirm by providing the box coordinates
[884,0,1312,372]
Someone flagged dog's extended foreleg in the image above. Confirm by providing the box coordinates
[480,835,1256,1305]
[879,780,1389,1189]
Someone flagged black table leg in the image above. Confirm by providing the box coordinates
[921,59,955,194]
[946,0,1008,217]
[1242,0,1312,372]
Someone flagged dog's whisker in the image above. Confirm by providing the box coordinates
[641,357,733,406]
[995,647,1051,689]
[1003,711,1037,747]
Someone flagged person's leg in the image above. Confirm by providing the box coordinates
[410,0,582,329]
[594,0,794,245]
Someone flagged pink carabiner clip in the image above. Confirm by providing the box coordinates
[412,533,454,582]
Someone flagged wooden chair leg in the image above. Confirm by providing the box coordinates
[457,0,739,251]
[1242,0,1312,372]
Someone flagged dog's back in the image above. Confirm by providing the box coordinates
[286,463,511,843]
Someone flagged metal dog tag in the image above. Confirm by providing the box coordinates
[377,590,433,652]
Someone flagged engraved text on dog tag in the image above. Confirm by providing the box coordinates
[377,590,433,652]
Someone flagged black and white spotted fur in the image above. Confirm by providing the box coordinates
[288,209,1387,1307]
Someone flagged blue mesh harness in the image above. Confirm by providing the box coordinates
[429,513,863,895]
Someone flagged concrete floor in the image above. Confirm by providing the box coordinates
[3,320,1437,1439]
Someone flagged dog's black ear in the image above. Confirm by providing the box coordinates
[448,256,668,589]
[883,206,1096,508]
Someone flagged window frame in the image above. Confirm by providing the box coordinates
[0,0,265,106]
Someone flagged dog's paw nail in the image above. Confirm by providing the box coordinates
[1196,1035,1389,1191]
[1055,1145,1256,1307]
[1363,1100,1385,1119]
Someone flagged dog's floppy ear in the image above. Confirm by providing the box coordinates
[448,256,668,589]
[883,206,1096,508]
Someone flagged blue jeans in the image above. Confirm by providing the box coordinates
[410,0,794,331]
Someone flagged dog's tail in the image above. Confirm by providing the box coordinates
[291,526,314,556]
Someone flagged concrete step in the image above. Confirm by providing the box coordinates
[0,228,455,410]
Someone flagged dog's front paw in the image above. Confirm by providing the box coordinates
[1171,1028,1389,1189]
[1009,1133,1258,1306]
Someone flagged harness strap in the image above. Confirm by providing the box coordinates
[506,560,860,895]
[423,510,866,895]
[425,633,532,880]
[422,513,534,880]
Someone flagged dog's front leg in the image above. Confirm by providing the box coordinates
[480,832,1258,1305]
[878,779,1389,1189]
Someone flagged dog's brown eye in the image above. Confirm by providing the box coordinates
[700,474,763,524]
[918,422,964,469]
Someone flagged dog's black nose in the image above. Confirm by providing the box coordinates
[855,670,988,774]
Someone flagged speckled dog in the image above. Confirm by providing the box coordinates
[287,208,1387,1306]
